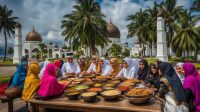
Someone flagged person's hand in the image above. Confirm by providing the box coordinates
[65,80,72,87]
[146,83,151,87]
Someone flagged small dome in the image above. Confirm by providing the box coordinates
[107,19,120,38]
[26,27,42,42]
[15,21,21,28]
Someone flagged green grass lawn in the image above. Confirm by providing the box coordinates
[0,61,16,65]
[0,75,11,84]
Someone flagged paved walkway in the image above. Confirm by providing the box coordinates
[0,66,16,76]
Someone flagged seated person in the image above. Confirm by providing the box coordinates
[96,57,110,74]
[102,58,121,78]
[22,62,40,101]
[137,59,149,80]
[5,62,28,98]
[37,64,71,99]
[175,62,185,84]
[182,63,200,112]
[61,54,81,78]
[116,58,137,79]
[86,55,98,74]
[144,63,160,89]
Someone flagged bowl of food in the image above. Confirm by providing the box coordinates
[109,80,121,85]
[72,85,89,91]
[102,86,115,90]
[125,88,153,104]
[125,88,152,98]
[81,92,97,102]
[65,92,81,100]
[87,87,102,94]
[101,90,121,100]
[117,85,130,93]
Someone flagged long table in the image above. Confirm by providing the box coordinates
[29,95,162,112]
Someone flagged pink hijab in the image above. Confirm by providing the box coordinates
[182,62,200,111]
[38,63,65,97]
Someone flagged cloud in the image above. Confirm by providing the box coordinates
[100,0,154,46]
[176,0,193,9]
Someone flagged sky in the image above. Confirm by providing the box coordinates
[0,0,196,48]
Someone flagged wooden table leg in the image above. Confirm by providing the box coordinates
[39,105,46,112]
[8,99,13,112]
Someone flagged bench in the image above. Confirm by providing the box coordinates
[0,96,14,112]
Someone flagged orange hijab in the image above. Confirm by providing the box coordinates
[110,58,121,77]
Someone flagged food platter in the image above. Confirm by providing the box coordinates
[125,88,152,98]
[101,89,121,100]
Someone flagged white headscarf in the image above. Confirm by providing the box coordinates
[39,60,50,79]
[99,57,110,74]
[116,58,137,79]
[175,62,185,84]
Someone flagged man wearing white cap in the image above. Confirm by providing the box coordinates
[61,52,81,78]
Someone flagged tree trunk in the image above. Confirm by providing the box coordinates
[3,30,7,62]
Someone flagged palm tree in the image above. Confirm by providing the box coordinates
[0,5,18,61]
[172,9,200,57]
[127,9,149,57]
[61,0,107,56]
[158,0,184,55]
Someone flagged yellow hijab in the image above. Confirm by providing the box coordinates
[22,62,40,101]
[110,58,121,78]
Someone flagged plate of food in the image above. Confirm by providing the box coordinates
[101,89,121,100]
[96,76,112,80]
[103,83,116,87]
[109,80,121,84]
[93,83,102,87]
[72,85,89,91]
[58,80,70,84]
[82,81,94,86]
[124,79,141,83]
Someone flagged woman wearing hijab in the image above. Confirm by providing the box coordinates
[38,64,71,99]
[96,57,110,74]
[182,62,200,111]
[86,55,98,74]
[175,62,185,84]
[5,62,28,98]
[102,58,121,78]
[158,62,188,112]
[22,62,40,101]
[137,59,149,80]
[54,60,62,79]
[116,58,137,79]
[39,60,50,79]
[145,63,160,89]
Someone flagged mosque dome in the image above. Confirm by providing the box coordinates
[26,27,42,42]
[107,19,120,38]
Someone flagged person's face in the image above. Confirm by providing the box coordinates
[123,61,129,69]
[99,59,104,67]
[175,66,184,75]
[151,66,157,74]
[110,61,115,68]
[139,62,145,69]
[67,57,73,63]
[92,58,96,64]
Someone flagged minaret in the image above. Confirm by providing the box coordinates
[156,9,168,62]
[13,21,22,63]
